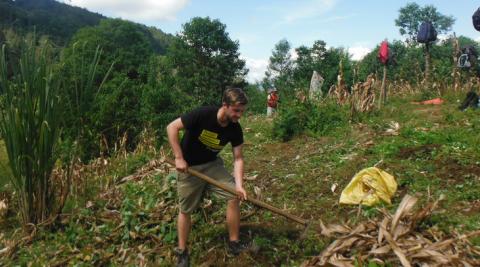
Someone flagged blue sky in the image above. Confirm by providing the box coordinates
[66,0,480,82]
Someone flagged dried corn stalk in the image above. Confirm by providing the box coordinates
[303,195,480,267]
[350,73,376,116]
[329,60,350,105]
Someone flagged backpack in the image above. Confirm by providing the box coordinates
[458,54,471,69]
[459,91,479,111]
[458,45,478,69]
[473,8,480,31]
[267,92,278,108]
[378,41,389,64]
[417,21,437,43]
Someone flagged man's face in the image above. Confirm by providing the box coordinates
[224,103,246,123]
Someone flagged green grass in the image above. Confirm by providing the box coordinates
[2,91,480,266]
[0,140,12,192]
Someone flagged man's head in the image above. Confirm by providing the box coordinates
[222,87,248,123]
[222,87,248,106]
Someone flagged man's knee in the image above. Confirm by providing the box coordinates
[228,198,240,206]
[179,211,192,219]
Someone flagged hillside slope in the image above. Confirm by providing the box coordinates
[0,0,174,53]
[1,92,479,266]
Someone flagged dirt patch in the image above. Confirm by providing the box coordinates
[196,222,303,267]
[397,144,441,160]
[457,200,480,216]
[413,105,444,121]
[434,158,480,183]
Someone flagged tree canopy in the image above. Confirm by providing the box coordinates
[166,17,247,105]
[395,2,455,44]
[264,39,293,91]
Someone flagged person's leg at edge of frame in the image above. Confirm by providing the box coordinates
[226,198,240,241]
[267,106,273,117]
[178,211,191,250]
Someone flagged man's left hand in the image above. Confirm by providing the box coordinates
[235,185,247,201]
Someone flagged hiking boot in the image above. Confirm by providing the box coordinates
[174,248,189,267]
[227,240,250,256]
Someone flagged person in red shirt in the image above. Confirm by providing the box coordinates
[267,88,279,117]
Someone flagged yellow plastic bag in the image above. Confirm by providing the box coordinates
[339,167,397,206]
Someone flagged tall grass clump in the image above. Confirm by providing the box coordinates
[0,39,61,224]
[60,41,112,160]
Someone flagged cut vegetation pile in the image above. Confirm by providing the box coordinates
[303,195,480,267]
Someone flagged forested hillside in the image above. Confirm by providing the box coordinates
[0,0,173,52]
[0,0,104,45]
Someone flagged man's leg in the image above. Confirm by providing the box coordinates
[178,211,191,250]
[226,198,240,241]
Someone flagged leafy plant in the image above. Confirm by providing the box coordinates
[273,100,347,141]
[0,38,61,224]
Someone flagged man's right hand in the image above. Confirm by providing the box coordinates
[175,158,188,172]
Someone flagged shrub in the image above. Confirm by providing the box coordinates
[273,100,347,141]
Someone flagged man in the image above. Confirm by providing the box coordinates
[266,88,279,117]
[166,88,249,267]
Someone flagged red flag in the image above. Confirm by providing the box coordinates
[378,41,389,65]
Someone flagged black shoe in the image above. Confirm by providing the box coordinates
[174,248,189,267]
[227,240,250,256]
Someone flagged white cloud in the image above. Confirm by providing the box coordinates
[320,14,354,23]
[290,48,299,60]
[437,34,449,42]
[284,0,337,23]
[244,57,268,83]
[475,36,480,42]
[67,0,189,21]
[348,46,371,61]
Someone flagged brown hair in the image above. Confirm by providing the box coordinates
[222,87,248,106]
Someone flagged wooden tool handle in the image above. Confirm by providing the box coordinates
[165,158,307,226]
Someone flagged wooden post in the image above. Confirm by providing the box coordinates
[451,33,460,92]
[380,64,387,107]
[424,43,431,89]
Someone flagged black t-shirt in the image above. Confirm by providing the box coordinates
[180,106,243,165]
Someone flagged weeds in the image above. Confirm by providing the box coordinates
[2,92,480,266]
[273,100,348,141]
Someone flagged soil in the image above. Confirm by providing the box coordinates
[397,144,441,160]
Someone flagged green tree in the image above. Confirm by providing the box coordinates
[243,83,266,114]
[395,3,455,86]
[323,47,353,93]
[61,18,155,159]
[167,17,247,105]
[264,39,293,95]
[292,40,328,92]
[358,40,411,83]
[67,19,154,80]
[0,0,104,46]
[395,2,455,44]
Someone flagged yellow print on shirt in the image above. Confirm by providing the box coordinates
[199,129,224,150]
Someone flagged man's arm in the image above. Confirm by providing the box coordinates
[166,118,187,172]
[232,144,247,200]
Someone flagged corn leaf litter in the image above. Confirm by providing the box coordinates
[303,194,480,266]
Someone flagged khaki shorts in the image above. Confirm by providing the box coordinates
[177,157,235,214]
